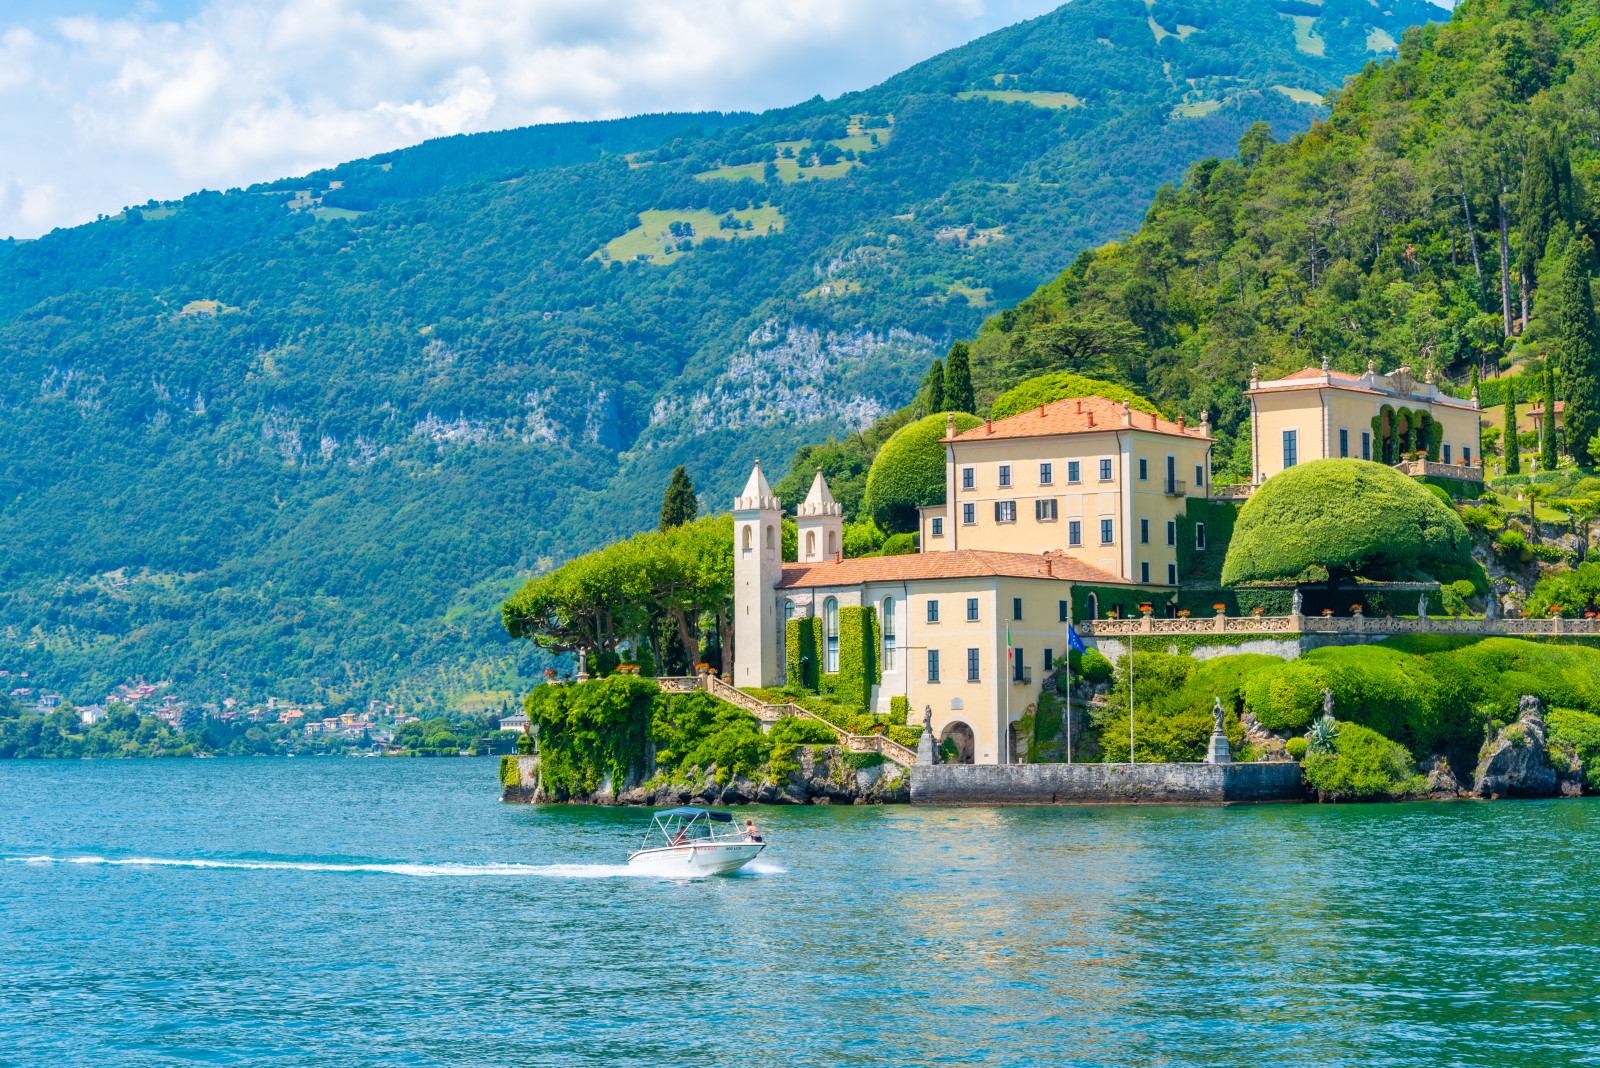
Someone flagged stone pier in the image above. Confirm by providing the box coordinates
[909,761,1303,806]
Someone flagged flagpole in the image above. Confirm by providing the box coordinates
[1128,624,1135,765]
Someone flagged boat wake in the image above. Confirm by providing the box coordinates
[7,854,784,880]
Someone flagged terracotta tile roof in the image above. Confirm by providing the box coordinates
[1528,401,1564,416]
[777,549,1129,589]
[1249,367,1480,411]
[944,395,1211,443]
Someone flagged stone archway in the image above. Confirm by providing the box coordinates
[940,721,976,764]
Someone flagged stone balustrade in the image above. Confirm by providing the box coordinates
[1076,607,1597,639]
[1392,458,1485,482]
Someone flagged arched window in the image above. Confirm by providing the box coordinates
[765,525,774,549]
[882,596,896,670]
[806,531,816,557]
[742,525,753,551]
[1086,592,1099,621]
[827,529,837,557]
[784,599,795,620]
[824,596,839,673]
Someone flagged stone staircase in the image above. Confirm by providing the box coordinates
[657,674,919,768]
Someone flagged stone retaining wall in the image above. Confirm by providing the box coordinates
[909,761,1304,806]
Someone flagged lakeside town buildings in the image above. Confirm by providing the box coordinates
[733,366,1483,766]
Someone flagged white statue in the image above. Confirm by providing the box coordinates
[1291,589,1303,616]
[1212,697,1225,735]
[1418,593,1429,620]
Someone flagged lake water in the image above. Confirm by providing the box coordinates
[2,758,1597,1067]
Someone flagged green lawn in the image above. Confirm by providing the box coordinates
[592,205,785,264]
[1367,27,1397,52]
[1171,99,1224,119]
[1272,85,1325,105]
[695,126,889,184]
[1147,17,1200,43]
[957,89,1083,109]
[1286,14,1326,56]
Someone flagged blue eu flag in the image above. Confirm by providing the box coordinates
[1067,623,1086,654]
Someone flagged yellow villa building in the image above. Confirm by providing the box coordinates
[732,395,1213,765]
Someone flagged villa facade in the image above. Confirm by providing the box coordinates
[732,395,1213,766]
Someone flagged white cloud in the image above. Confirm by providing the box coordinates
[0,0,1059,238]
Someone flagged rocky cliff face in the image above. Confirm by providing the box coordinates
[502,745,909,806]
[1472,696,1584,799]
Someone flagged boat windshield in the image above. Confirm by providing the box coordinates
[643,807,738,847]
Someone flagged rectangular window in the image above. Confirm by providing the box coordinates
[1068,520,1082,546]
[1140,561,1150,584]
[1012,597,1023,620]
[1339,427,1349,458]
[962,467,975,490]
[963,502,975,525]
[931,516,944,537]
[1464,446,1471,465]
[1196,522,1207,550]
[1100,519,1114,545]
[1039,462,1053,485]
[1012,647,1025,682]
[1140,518,1149,544]
[1443,444,1452,464]
[967,648,980,681]
[1059,599,1070,623]
[1168,562,1177,585]
[1195,463,1205,488]
[1138,457,1148,481]
[1166,520,1176,546]
[927,600,939,624]
[1283,429,1298,468]
[1043,648,1054,671]
[1362,430,1372,461]
[1035,498,1058,521]
[1099,459,1113,481]
[995,501,1016,523]
[998,464,1011,488]
[927,649,940,683]
[1067,460,1081,484]
[966,597,979,622]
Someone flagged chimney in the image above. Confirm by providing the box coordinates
[946,413,956,440]
[1177,416,1186,432]
[1150,412,1158,430]
[1045,557,1054,577]
[985,417,993,435]
[1075,399,1083,414]
[834,550,841,563]
[1087,410,1095,427]
[1121,401,1133,428]
[1038,403,1046,418]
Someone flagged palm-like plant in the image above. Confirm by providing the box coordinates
[1307,714,1340,754]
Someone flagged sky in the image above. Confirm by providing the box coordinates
[0,0,1064,239]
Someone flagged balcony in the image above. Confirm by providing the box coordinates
[1163,478,1186,497]
[1211,483,1254,500]
[1393,458,1485,482]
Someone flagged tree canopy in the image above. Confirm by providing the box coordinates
[989,373,1162,421]
[863,412,984,533]
[1220,460,1474,585]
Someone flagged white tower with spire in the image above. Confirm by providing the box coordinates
[732,461,783,688]
[795,468,844,563]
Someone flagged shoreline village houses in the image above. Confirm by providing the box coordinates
[1246,360,1484,483]
[733,395,1215,766]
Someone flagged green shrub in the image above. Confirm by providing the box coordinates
[1221,459,1474,584]
[864,412,983,532]
[1527,561,1600,616]
[499,755,521,788]
[1285,737,1308,760]
[889,696,910,724]
[529,676,660,796]
[652,690,770,785]
[1093,652,1250,762]
[768,716,838,745]
[1074,648,1114,683]
[882,533,916,555]
[1245,644,1445,752]
[989,372,1162,421]
[1301,722,1425,800]
[1547,707,1600,791]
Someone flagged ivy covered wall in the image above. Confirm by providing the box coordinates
[786,617,820,691]
[820,605,879,710]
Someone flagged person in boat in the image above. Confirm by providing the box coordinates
[743,818,762,843]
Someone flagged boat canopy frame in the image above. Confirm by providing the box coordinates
[641,808,739,850]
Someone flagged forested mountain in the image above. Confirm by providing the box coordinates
[0,0,1440,711]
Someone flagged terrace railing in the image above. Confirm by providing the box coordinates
[1075,606,1596,638]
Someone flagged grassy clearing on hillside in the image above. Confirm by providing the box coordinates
[1171,99,1224,119]
[957,89,1083,109]
[1286,14,1326,56]
[803,280,864,299]
[1272,85,1325,105]
[695,122,890,184]
[1367,27,1397,52]
[593,205,785,264]
[179,299,239,317]
[1147,17,1200,43]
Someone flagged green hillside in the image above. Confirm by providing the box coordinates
[0,0,1441,711]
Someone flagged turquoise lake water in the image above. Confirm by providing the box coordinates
[3,758,1598,1067]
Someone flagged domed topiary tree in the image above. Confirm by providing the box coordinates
[990,373,1162,421]
[1221,459,1474,585]
[865,412,984,532]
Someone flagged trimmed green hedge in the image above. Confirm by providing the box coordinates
[1474,375,1534,408]
[819,604,879,709]
[786,616,820,690]
[864,412,983,532]
[989,372,1162,420]
[1175,497,1240,584]
[1301,721,1425,800]
[1222,459,1474,585]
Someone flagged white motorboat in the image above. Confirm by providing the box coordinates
[627,807,765,876]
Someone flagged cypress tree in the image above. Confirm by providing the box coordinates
[1556,239,1600,466]
[658,465,697,531]
[1503,379,1521,474]
[945,342,975,413]
[925,357,946,413]
[1541,364,1560,470]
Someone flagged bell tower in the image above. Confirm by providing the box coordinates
[795,468,844,562]
[732,461,783,687]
